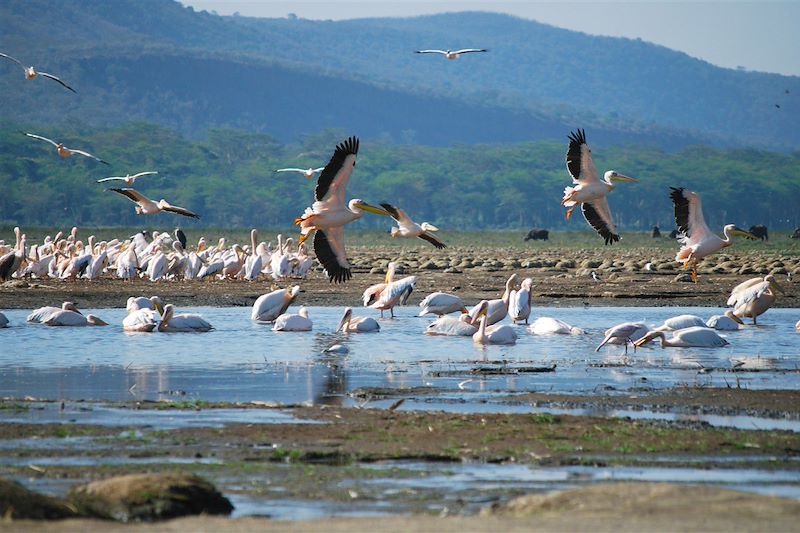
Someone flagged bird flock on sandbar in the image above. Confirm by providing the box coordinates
[1,43,796,350]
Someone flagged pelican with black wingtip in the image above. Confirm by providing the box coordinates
[108,188,200,219]
[670,187,757,282]
[24,133,109,165]
[561,129,637,245]
[294,136,388,283]
[379,203,446,249]
[1,52,76,92]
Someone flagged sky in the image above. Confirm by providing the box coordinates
[181,1,800,77]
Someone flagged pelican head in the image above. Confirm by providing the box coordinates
[150,296,165,315]
[349,199,390,216]
[604,171,638,184]
[337,307,354,332]
[765,275,786,294]
[724,309,745,325]
[723,224,757,240]
[420,222,439,232]
[86,315,108,326]
[62,301,80,313]
[298,306,309,319]
[634,330,665,348]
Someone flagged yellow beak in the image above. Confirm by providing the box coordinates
[610,173,638,183]
[355,203,390,216]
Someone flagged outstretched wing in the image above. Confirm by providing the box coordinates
[275,168,305,173]
[131,171,158,179]
[313,227,351,283]
[670,187,712,242]
[70,149,109,165]
[581,197,620,245]
[419,232,447,249]
[415,49,447,55]
[379,203,414,227]
[97,177,125,183]
[109,187,148,204]
[0,52,23,67]
[452,48,487,54]
[566,128,599,185]
[315,136,359,204]
[24,132,59,147]
[159,201,200,219]
[39,71,76,93]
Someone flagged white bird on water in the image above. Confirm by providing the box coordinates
[337,307,380,333]
[472,300,517,345]
[529,317,584,335]
[634,326,729,349]
[418,292,467,317]
[252,286,301,323]
[727,275,784,325]
[158,304,212,332]
[595,322,649,354]
[425,314,477,337]
[273,307,313,332]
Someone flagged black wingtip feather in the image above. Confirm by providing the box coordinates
[314,136,360,202]
[314,230,352,284]
[670,187,691,237]
[581,202,620,245]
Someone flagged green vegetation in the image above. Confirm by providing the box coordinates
[1,122,798,231]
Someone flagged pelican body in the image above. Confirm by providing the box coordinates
[158,304,212,332]
[595,322,649,354]
[415,48,487,60]
[109,188,199,219]
[123,309,158,332]
[43,311,107,327]
[252,286,300,323]
[509,278,533,324]
[530,317,584,335]
[727,275,784,325]
[337,307,380,333]
[426,314,477,337]
[418,292,467,317]
[28,302,80,323]
[706,311,743,331]
[379,203,446,249]
[273,307,313,332]
[472,300,517,345]
[467,274,518,326]
[634,327,729,348]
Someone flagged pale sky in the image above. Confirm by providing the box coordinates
[181,1,800,76]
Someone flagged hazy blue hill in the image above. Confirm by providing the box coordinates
[0,0,798,149]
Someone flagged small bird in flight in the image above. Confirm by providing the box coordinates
[24,133,109,165]
[1,52,76,92]
[97,171,158,186]
[274,167,325,180]
[108,188,200,219]
[414,48,487,60]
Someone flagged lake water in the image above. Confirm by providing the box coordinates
[1,305,798,405]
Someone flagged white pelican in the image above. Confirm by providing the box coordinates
[294,136,389,283]
[337,307,380,333]
[0,52,75,92]
[418,292,467,317]
[368,274,416,318]
[529,317,584,335]
[251,286,300,322]
[126,295,164,313]
[706,311,743,331]
[274,167,325,179]
[243,229,263,281]
[24,133,108,164]
[116,246,139,280]
[467,273,518,326]
[472,300,517,345]
[0,233,26,282]
[273,307,313,332]
[362,262,398,308]
[123,309,158,332]
[670,187,756,282]
[27,301,80,323]
[595,322,649,354]
[509,278,533,324]
[147,249,168,281]
[656,314,706,331]
[378,203,446,249]
[323,344,349,354]
[634,326,729,348]
[415,48,487,60]
[727,275,784,325]
[109,188,199,219]
[426,314,477,337]
[43,310,107,327]
[158,304,212,332]
[795,320,800,332]
[0,312,8,328]
[97,171,158,186]
[561,129,637,245]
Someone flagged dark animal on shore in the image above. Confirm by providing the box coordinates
[651,225,661,238]
[748,225,768,241]
[524,229,549,241]
[792,228,800,239]
[669,229,681,239]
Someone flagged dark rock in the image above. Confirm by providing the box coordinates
[0,477,79,520]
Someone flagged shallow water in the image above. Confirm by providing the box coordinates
[1,306,798,406]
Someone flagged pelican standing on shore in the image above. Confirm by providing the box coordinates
[670,187,756,282]
[561,129,637,244]
[294,136,388,283]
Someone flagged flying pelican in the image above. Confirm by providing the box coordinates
[294,136,389,283]
[251,286,300,322]
[337,307,380,333]
[158,304,212,332]
[727,275,784,325]
[706,311,743,331]
[24,133,108,164]
[414,48,487,60]
[108,188,199,219]
[27,301,80,323]
[595,322,649,354]
[0,312,8,328]
[97,171,158,186]
[529,317,584,335]
[509,278,533,324]
[670,187,756,282]
[273,307,313,332]
[274,167,325,179]
[0,52,75,92]
[426,314,477,337]
[123,308,159,332]
[43,310,107,327]
[467,273,518,326]
[418,292,467,316]
[378,203,446,249]
[561,129,637,244]
[634,326,729,348]
[472,300,517,345]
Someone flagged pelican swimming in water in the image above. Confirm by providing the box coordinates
[670,187,756,282]
[656,314,707,332]
[634,326,729,348]
[97,171,158,186]
[43,310,107,327]
[509,278,533,324]
[706,311,743,331]
[126,295,164,313]
[109,188,200,219]
[529,317,584,335]
[27,301,80,323]
[0,52,76,92]
[294,136,389,282]
[426,314,477,337]
[727,275,784,325]
[24,133,108,164]
[251,286,300,323]
[467,274,518,326]
[123,308,159,332]
[337,307,380,333]
[418,292,467,317]
[273,307,313,332]
[274,167,325,179]
[595,322,649,354]
[0,312,8,328]
[472,300,517,345]
[158,304,212,332]
[378,203,446,249]
[561,129,637,244]
[415,48,487,60]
